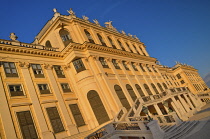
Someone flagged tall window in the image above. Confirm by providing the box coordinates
[151,83,159,94]
[45,40,52,47]
[53,65,65,78]
[69,104,85,127]
[125,43,133,53]
[8,84,24,96]
[117,40,125,51]
[135,84,145,97]
[99,57,109,68]
[60,83,71,93]
[139,64,145,72]
[126,84,137,101]
[131,62,138,71]
[157,83,164,92]
[46,107,65,133]
[31,64,44,78]
[139,47,146,56]
[72,59,86,73]
[108,37,117,49]
[16,111,38,139]
[122,61,129,70]
[97,33,107,46]
[84,29,95,43]
[87,90,109,125]
[152,66,157,72]
[3,62,18,77]
[176,73,182,79]
[114,85,131,110]
[162,83,168,89]
[143,84,153,95]
[112,59,120,69]
[59,29,73,47]
[38,84,51,94]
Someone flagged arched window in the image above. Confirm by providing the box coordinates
[135,84,145,97]
[151,83,159,94]
[84,29,95,43]
[126,84,137,101]
[108,37,117,49]
[59,29,73,47]
[117,40,125,51]
[143,84,153,95]
[87,90,109,125]
[114,85,131,110]
[45,40,52,47]
[157,83,164,92]
[162,83,168,89]
[97,33,107,46]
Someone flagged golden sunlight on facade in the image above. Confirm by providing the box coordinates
[0,8,210,139]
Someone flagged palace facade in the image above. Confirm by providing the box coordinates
[0,9,209,139]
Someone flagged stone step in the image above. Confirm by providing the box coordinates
[63,130,93,139]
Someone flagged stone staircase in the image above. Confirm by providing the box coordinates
[162,121,199,139]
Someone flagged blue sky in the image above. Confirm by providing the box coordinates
[0,0,210,78]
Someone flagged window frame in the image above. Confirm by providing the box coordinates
[3,62,19,77]
[69,104,86,127]
[60,83,71,93]
[31,64,44,78]
[99,57,109,68]
[72,59,86,73]
[53,65,65,78]
[37,84,51,94]
[8,84,24,97]
[112,59,121,69]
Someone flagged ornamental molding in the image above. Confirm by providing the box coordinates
[19,61,30,69]
[43,63,53,70]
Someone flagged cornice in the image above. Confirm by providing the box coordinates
[0,43,62,58]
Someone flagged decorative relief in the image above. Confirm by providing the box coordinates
[9,33,18,41]
[63,63,71,70]
[67,8,76,18]
[19,61,30,69]
[105,57,111,62]
[43,63,53,70]
[82,15,89,21]
[89,55,99,61]
[116,59,122,63]
[104,21,117,31]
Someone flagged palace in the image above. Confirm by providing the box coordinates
[0,8,210,139]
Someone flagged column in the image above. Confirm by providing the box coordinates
[183,94,194,110]
[0,72,17,139]
[19,62,54,138]
[177,95,190,112]
[44,64,78,136]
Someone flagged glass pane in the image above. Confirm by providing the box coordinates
[5,69,11,73]
[10,63,15,68]
[3,63,9,67]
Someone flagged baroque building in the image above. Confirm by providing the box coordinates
[0,8,210,139]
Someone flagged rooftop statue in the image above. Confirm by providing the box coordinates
[104,21,117,31]
[121,30,126,35]
[67,8,76,17]
[93,19,100,25]
[82,15,89,21]
[53,8,57,13]
[9,33,18,41]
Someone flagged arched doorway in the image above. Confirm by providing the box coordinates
[87,90,109,125]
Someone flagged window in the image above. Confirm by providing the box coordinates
[16,111,38,139]
[8,84,24,96]
[117,40,125,51]
[157,83,164,92]
[45,40,52,47]
[3,62,18,77]
[146,65,151,72]
[151,83,159,94]
[59,29,73,47]
[152,66,157,72]
[131,62,138,71]
[122,61,129,70]
[135,84,145,97]
[31,64,44,78]
[143,84,153,95]
[84,29,95,43]
[125,43,133,53]
[72,59,86,73]
[176,73,182,79]
[99,57,109,68]
[133,44,140,54]
[180,80,185,84]
[61,83,71,92]
[38,84,51,94]
[53,65,65,78]
[46,107,65,133]
[163,83,168,89]
[139,64,145,72]
[139,47,146,56]
[112,59,120,69]
[126,84,137,101]
[69,104,85,127]
[97,33,107,46]
[108,37,117,49]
